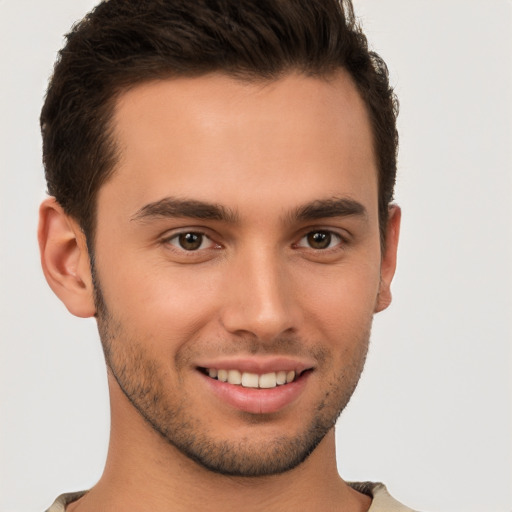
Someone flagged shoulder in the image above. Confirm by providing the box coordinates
[348,481,420,512]
[45,491,87,512]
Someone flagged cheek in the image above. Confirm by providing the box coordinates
[298,259,381,337]
[100,260,224,344]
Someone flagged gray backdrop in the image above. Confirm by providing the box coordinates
[1,1,511,511]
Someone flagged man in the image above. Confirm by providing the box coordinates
[38,0,409,510]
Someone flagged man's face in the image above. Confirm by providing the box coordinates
[91,72,395,476]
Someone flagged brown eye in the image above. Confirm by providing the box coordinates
[307,231,331,249]
[167,232,211,251]
[179,233,203,250]
[297,230,342,250]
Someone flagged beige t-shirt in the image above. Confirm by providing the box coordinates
[45,482,418,511]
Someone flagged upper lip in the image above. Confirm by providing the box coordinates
[195,356,315,375]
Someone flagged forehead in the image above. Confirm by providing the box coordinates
[100,71,377,221]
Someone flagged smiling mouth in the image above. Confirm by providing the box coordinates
[199,368,307,389]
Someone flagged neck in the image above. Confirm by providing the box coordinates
[69,377,370,512]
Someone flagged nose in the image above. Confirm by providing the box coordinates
[219,245,299,342]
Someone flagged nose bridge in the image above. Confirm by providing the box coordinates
[220,241,297,340]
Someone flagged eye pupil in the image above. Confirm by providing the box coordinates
[307,231,331,249]
[179,233,202,250]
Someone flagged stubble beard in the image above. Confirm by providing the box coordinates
[92,273,371,478]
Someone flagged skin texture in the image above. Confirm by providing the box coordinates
[39,71,400,511]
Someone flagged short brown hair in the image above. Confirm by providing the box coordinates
[41,0,398,245]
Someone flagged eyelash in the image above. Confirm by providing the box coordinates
[294,230,345,251]
[163,231,220,252]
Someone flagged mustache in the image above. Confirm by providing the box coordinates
[176,334,329,365]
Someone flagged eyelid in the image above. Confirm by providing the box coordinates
[293,228,349,251]
[294,226,352,244]
[161,228,221,251]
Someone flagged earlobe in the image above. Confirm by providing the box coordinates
[38,197,96,318]
[375,205,401,313]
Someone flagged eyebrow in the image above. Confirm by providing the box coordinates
[131,196,367,224]
[131,197,239,223]
[292,197,368,223]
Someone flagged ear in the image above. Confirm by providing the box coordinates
[375,205,401,313]
[38,197,96,318]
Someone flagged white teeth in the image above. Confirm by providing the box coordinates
[241,372,259,388]
[206,368,298,388]
[227,369,242,385]
[259,373,277,388]
[276,371,287,385]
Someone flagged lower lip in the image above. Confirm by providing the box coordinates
[200,371,311,414]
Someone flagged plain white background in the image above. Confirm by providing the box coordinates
[0,1,511,511]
